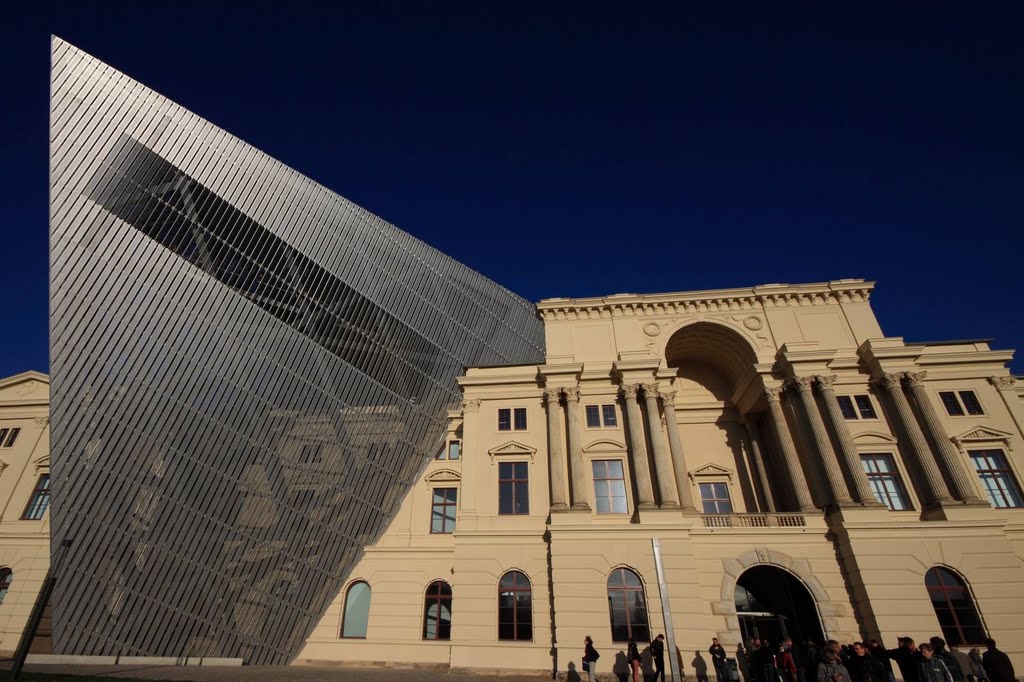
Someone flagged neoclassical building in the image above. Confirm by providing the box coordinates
[298,279,1024,677]
[0,372,52,657]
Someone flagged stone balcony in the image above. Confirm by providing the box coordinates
[700,513,807,528]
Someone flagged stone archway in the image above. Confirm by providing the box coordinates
[716,548,841,645]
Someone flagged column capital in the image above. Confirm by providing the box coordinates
[462,398,481,413]
[542,387,563,403]
[620,383,640,400]
[562,387,580,403]
[988,375,1017,390]
[902,371,928,388]
[660,390,677,407]
[641,383,660,398]
[871,373,903,391]
[789,376,815,393]
[763,386,784,403]
[814,375,838,390]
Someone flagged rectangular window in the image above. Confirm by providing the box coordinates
[959,391,984,416]
[601,404,618,427]
[431,487,458,533]
[1,428,20,448]
[447,441,461,461]
[499,408,527,431]
[498,462,529,515]
[836,396,858,420]
[699,482,733,514]
[969,450,1023,508]
[860,454,912,511]
[513,407,528,430]
[585,404,618,428]
[498,408,512,431]
[592,460,628,514]
[837,396,876,420]
[22,474,50,521]
[939,390,983,416]
[854,395,878,419]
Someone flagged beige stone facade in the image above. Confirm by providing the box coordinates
[299,279,1024,678]
[0,371,52,656]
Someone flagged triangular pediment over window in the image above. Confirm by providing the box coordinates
[688,463,734,480]
[488,440,536,464]
[951,425,1015,452]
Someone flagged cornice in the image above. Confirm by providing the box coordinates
[536,280,874,321]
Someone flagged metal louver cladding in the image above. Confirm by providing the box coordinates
[48,37,544,664]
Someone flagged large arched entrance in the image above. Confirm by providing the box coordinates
[735,565,824,645]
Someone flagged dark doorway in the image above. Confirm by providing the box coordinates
[735,566,824,645]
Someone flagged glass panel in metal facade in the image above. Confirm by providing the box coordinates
[49,38,543,664]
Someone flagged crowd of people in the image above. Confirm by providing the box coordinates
[731,636,1016,682]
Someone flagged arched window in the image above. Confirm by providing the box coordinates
[925,567,985,646]
[423,580,452,641]
[0,568,11,605]
[607,568,650,642]
[340,581,371,638]
[498,571,532,641]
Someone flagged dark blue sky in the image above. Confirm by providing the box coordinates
[6,2,1023,378]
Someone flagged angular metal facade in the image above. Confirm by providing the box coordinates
[48,38,544,664]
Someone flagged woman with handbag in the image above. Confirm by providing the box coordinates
[583,635,601,682]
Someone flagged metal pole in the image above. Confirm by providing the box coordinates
[652,538,681,682]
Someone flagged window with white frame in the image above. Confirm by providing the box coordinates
[836,395,878,420]
[0,428,21,448]
[592,459,628,513]
[698,482,733,514]
[939,390,984,417]
[860,453,912,510]
[585,404,618,428]
[969,449,1023,508]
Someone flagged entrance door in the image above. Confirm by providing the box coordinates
[735,566,824,645]
[738,613,788,645]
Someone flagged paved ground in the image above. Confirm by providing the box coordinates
[6,664,576,682]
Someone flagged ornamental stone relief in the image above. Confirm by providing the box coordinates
[642,314,775,356]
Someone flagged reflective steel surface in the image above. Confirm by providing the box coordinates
[49,38,544,664]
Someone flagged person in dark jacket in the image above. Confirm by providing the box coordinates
[754,639,778,682]
[850,642,889,682]
[982,639,1015,682]
[628,637,642,682]
[930,638,965,682]
[919,643,954,682]
[651,634,667,682]
[583,635,600,682]
[888,637,921,682]
[712,637,729,682]
[868,640,895,682]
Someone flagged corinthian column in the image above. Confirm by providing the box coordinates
[873,373,952,506]
[815,375,884,507]
[621,384,656,509]
[789,377,854,506]
[562,387,590,511]
[764,387,816,511]
[743,416,776,513]
[543,388,569,511]
[661,391,697,511]
[904,372,983,504]
[642,384,680,508]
